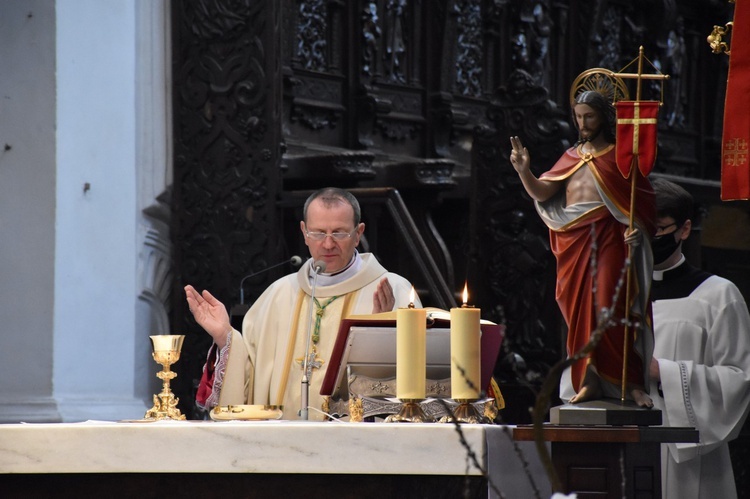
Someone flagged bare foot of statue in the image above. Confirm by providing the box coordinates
[569,365,602,404]
[569,382,603,404]
[631,388,653,408]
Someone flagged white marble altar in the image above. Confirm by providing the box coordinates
[0,421,550,498]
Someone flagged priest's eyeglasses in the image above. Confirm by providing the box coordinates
[305,228,356,241]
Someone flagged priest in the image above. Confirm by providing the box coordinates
[650,178,750,498]
[185,187,420,420]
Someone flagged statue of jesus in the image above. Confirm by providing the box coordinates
[509,90,656,407]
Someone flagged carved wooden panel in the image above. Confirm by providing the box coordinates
[470,70,570,389]
[170,0,283,417]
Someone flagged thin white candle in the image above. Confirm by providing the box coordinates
[396,287,426,399]
[450,284,481,400]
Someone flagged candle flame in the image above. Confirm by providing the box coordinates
[409,286,415,306]
[462,282,469,305]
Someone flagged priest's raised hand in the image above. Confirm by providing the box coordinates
[371,277,395,314]
[184,285,231,349]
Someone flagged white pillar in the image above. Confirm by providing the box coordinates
[0,0,172,423]
[54,0,140,421]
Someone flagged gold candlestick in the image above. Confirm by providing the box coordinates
[438,399,493,424]
[144,335,186,421]
[384,399,434,423]
[450,399,483,424]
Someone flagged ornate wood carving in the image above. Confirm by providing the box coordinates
[471,69,571,388]
[453,0,484,98]
[171,0,283,417]
[296,0,329,71]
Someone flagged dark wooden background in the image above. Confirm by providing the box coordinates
[167,0,748,493]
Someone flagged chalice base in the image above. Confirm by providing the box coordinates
[384,399,434,423]
[144,366,185,420]
[144,391,186,421]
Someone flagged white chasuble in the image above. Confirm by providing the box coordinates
[213,253,418,421]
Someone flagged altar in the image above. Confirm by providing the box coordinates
[0,421,551,498]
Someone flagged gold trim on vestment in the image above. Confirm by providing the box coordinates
[589,145,644,227]
[275,289,359,404]
[540,144,615,182]
[340,292,356,319]
[276,289,306,404]
[587,161,625,213]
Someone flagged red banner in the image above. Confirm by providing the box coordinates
[721,2,750,200]
[615,101,660,178]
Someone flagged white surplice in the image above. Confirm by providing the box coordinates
[652,260,750,499]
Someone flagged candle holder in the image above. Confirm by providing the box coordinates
[446,399,483,424]
[144,335,186,421]
[384,399,434,423]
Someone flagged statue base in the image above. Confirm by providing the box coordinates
[550,398,661,426]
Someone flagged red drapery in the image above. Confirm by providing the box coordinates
[721,2,750,200]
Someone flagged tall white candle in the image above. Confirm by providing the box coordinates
[450,285,481,400]
[396,289,426,400]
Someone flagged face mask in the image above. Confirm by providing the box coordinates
[651,233,681,265]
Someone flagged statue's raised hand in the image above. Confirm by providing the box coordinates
[510,136,531,174]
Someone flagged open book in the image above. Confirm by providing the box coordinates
[320,307,504,396]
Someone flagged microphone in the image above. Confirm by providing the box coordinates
[312,260,326,274]
[300,259,326,420]
[239,256,303,304]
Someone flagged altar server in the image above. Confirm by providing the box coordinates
[650,178,750,498]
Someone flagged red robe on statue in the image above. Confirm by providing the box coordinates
[536,144,656,395]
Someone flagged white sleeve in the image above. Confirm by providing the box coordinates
[659,292,750,462]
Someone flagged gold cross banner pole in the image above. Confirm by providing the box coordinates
[613,47,668,402]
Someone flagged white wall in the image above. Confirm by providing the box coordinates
[0,1,59,421]
[0,0,171,422]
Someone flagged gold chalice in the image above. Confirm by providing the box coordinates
[144,334,186,420]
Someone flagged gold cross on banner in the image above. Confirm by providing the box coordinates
[616,102,657,154]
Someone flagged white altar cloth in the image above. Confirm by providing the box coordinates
[0,421,550,498]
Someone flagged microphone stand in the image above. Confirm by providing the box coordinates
[240,256,302,304]
[300,260,325,420]
[232,257,303,325]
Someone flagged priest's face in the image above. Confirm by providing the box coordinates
[301,198,365,274]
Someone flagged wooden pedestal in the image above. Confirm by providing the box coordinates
[514,425,698,498]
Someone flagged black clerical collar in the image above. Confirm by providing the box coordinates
[651,257,712,301]
[653,255,685,281]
